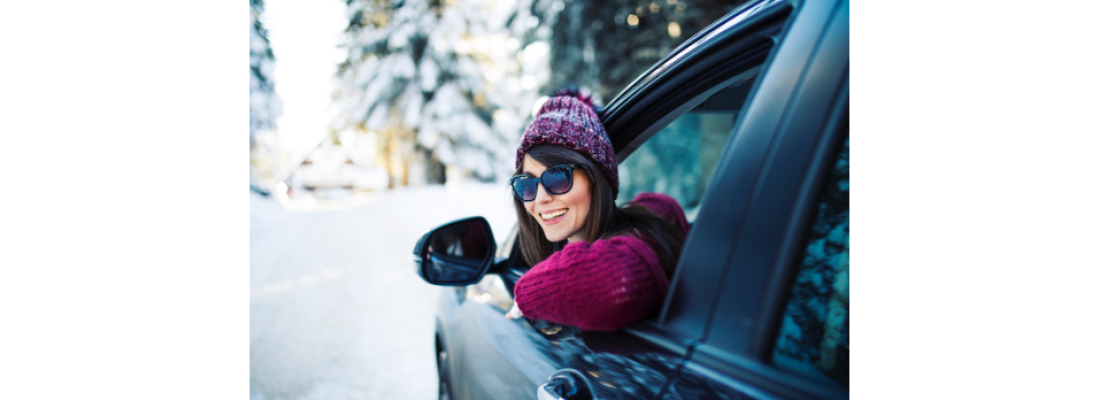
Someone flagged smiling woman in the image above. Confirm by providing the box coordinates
[506,89,688,331]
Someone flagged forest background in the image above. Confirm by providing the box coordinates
[250,0,751,196]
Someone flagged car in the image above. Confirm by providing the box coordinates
[414,0,849,398]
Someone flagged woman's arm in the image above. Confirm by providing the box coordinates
[512,236,670,331]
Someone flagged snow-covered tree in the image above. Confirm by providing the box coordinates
[251,0,284,192]
[335,0,543,187]
[332,0,754,190]
[251,0,283,144]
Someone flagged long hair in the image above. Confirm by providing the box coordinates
[514,145,685,276]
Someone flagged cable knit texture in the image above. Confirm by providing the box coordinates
[513,192,686,331]
[514,236,667,331]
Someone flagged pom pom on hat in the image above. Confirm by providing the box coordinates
[548,87,599,116]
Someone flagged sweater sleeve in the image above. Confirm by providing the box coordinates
[513,236,670,331]
[629,192,690,235]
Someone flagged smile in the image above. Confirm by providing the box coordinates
[539,209,568,222]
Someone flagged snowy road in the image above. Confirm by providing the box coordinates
[250,183,516,400]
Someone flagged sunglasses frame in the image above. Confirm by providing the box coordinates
[509,164,579,201]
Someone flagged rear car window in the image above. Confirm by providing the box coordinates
[770,135,849,388]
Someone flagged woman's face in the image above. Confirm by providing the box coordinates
[521,156,592,243]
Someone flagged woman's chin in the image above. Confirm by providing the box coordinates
[541,227,570,243]
[543,232,568,242]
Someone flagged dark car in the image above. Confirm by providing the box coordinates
[414,0,849,398]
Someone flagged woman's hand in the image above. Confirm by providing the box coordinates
[505,302,523,319]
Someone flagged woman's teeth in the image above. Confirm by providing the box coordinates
[540,209,567,221]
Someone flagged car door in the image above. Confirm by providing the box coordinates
[437,232,691,400]
[657,0,849,398]
[434,2,802,399]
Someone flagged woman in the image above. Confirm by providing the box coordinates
[506,89,689,331]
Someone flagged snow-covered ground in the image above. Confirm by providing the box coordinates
[250,182,515,400]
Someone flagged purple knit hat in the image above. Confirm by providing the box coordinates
[515,88,618,198]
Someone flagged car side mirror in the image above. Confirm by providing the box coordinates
[413,217,497,286]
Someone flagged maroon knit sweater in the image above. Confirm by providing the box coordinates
[513,193,688,331]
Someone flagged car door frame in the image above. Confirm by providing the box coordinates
[657,0,850,398]
[582,0,800,370]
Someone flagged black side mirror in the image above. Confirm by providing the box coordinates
[413,217,496,286]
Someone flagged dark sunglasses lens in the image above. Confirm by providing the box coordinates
[542,167,572,194]
[513,177,537,200]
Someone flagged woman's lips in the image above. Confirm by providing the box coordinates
[539,208,568,225]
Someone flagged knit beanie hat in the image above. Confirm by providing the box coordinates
[515,88,618,198]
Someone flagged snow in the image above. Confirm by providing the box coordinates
[250,183,516,400]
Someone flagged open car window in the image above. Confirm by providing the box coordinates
[616,67,762,222]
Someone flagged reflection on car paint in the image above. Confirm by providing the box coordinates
[464,273,514,312]
[506,315,688,399]
[666,363,763,400]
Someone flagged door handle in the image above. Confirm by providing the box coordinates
[537,368,596,400]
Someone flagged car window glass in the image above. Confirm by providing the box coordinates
[616,68,760,222]
[770,135,849,388]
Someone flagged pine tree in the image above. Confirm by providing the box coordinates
[250,0,284,192]
[333,0,743,188]
[335,0,525,187]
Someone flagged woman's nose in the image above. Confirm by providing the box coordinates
[534,183,552,203]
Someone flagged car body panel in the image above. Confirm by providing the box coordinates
[435,281,689,400]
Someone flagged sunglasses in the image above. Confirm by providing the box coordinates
[510,164,579,201]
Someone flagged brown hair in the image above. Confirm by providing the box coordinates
[514,145,685,276]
